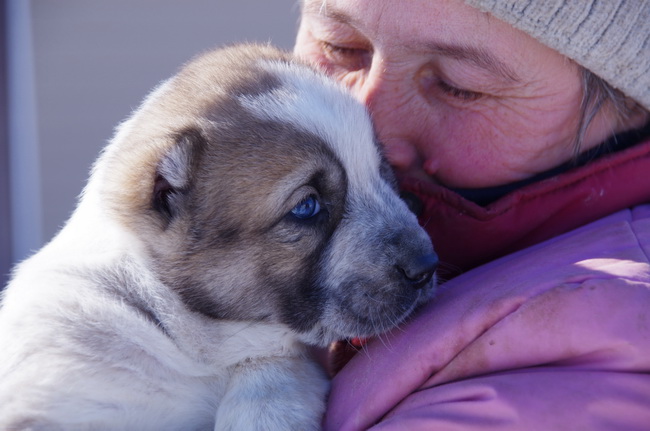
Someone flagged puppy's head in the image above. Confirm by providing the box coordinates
[98,44,436,347]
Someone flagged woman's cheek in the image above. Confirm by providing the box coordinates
[429,108,532,187]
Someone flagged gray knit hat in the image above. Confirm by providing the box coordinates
[464,0,650,111]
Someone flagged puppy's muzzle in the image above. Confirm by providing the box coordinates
[397,252,438,290]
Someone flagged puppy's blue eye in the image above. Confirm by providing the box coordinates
[291,196,321,219]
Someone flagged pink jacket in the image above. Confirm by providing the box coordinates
[325,205,650,430]
[325,137,650,430]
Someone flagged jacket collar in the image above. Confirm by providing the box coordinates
[400,136,650,278]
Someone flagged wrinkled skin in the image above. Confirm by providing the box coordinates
[294,0,646,190]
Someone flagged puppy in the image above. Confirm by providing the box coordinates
[0,44,437,430]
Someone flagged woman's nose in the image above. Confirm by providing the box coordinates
[349,62,397,115]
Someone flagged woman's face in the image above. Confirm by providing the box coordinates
[294,0,619,189]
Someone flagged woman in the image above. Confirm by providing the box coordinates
[294,0,650,429]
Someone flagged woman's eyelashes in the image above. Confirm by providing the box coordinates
[436,78,484,101]
[319,40,372,72]
[315,34,485,103]
[416,66,485,103]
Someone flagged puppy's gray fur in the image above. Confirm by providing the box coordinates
[0,44,436,430]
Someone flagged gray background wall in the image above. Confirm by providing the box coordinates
[2,0,301,286]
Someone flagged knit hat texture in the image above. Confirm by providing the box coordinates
[465,0,650,111]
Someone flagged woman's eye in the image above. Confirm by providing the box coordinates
[437,79,484,101]
[320,41,371,71]
[291,195,321,220]
[416,66,485,103]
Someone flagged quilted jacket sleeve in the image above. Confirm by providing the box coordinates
[324,206,650,431]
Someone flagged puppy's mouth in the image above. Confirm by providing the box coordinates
[335,278,435,336]
[296,270,436,350]
[324,278,435,376]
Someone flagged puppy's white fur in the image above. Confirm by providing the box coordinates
[0,44,436,430]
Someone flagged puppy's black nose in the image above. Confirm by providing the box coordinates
[398,253,438,289]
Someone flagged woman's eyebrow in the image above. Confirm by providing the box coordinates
[303,1,520,83]
[422,43,521,83]
[304,1,354,26]
[303,1,519,83]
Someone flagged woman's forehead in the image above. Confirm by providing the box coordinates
[299,0,549,68]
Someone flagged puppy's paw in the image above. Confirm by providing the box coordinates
[215,355,329,431]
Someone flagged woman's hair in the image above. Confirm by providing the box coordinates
[574,68,649,159]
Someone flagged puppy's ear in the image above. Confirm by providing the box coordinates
[153,129,202,222]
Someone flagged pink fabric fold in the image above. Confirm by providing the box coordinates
[325,206,650,430]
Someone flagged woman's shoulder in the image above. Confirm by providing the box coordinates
[325,205,650,431]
